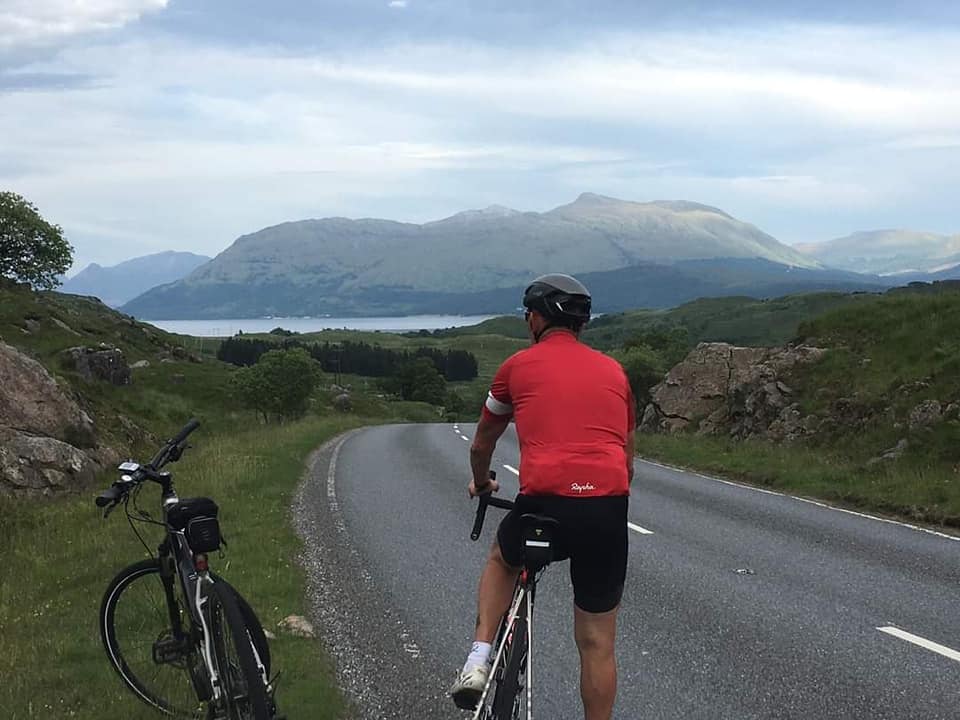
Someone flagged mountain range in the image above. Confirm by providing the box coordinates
[95,195,958,319]
[62,251,211,307]
[119,194,827,318]
[796,230,960,275]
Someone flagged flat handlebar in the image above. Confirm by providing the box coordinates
[150,418,201,468]
[96,418,200,511]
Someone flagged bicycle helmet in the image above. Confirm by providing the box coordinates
[522,273,592,331]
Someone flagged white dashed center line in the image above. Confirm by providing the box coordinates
[503,464,520,475]
[877,626,960,663]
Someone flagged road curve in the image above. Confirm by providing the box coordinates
[294,423,960,719]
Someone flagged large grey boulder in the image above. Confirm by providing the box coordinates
[641,342,826,440]
[0,342,96,446]
[0,427,99,493]
[63,345,132,385]
[0,341,112,496]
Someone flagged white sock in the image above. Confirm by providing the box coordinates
[463,641,492,672]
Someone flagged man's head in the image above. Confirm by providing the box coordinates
[522,273,592,342]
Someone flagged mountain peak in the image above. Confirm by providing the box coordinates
[552,194,731,219]
[573,192,619,204]
[430,204,522,224]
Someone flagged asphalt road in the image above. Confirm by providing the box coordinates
[294,423,960,719]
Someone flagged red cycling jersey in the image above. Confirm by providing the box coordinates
[481,330,635,497]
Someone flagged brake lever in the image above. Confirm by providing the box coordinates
[165,443,187,463]
[103,500,121,519]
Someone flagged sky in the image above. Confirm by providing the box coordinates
[2,1,959,271]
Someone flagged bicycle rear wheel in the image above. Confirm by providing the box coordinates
[206,580,271,720]
[100,558,205,717]
[491,595,528,720]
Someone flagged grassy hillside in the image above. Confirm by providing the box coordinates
[583,292,873,349]
[0,280,442,719]
[639,288,960,526]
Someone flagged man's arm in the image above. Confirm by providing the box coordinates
[625,429,636,486]
[469,413,510,496]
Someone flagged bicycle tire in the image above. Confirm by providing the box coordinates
[207,580,272,720]
[213,577,271,677]
[100,558,205,717]
[491,597,528,720]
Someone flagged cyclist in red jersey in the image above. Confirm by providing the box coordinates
[451,274,635,720]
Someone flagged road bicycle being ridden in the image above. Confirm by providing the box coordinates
[467,472,560,720]
[96,419,281,719]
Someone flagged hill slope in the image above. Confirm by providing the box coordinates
[796,229,960,275]
[62,251,211,307]
[121,194,820,319]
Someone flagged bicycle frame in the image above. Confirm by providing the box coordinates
[98,419,274,720]
[469,480,555,720]
[152,483,228,704]
[472,567,538,720]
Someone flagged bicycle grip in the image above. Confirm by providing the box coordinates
[172,418,201,445]
[96,485,123,507]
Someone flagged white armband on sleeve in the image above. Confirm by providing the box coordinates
[485,392,513,416]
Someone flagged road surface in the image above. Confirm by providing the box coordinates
[293,423,960,719]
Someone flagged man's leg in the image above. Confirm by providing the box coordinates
[574,604,619,720]
[451,541,521,709]
[475,541,521,642]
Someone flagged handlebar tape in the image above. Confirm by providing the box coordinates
[470,470,498,541]
[470,493,489,541]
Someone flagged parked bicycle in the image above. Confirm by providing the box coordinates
[96,418,281,719]
[467,472,559,720]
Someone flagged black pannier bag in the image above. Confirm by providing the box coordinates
[168,497,222,553]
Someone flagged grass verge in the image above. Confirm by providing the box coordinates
[0,415,372,719]
[636,433,960,528]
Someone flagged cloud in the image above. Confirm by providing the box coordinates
[388,1,408,7]
[3,22,960,264]
[0,0,168,49]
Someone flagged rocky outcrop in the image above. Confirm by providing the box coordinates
[0,341,114,496]
[63,345,132,385]
[641,342,826,441]
[908,400,943,430]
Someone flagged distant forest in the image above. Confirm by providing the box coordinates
[217,336,479,382]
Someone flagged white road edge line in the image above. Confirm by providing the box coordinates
[503,464,653,535]
[877,626,960,663]
[636,458,960,543]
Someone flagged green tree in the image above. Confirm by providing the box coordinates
[231,347,322,422]
[394,357,447,405]
[0,191,73,289]
[624,324,690,368]
[614,345,666,413]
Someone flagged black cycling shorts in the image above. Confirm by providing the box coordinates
[496,494,628,614]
